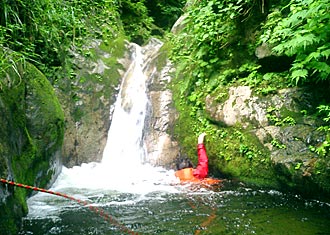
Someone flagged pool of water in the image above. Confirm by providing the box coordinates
[20,167,330,235]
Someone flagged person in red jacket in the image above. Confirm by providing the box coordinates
[175,133,220,185]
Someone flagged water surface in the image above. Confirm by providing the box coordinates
[20,167,330,235]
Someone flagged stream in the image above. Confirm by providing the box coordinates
[20,39,330,235]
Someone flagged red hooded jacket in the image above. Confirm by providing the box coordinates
[175,143,209,182]
[193,143,208,179]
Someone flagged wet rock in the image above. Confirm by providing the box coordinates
[171,14,188,34]
[58,39,127,167]
[145,59,180,168]
[206,86,268,128]
[255,43,273,59]
[0,61,64,233]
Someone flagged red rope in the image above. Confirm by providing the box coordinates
[0,178,138,235]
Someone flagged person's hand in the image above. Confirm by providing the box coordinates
[198,132,206,144]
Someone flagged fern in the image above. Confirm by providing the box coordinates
[291,69,308,85]
[273,33,319,56]
[320,48,330,60]
[283,9,308,28]
[170,0,253,96]
[263,0,330,84]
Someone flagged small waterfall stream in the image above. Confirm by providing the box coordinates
[20,39,330,235]
[102,42,148,167]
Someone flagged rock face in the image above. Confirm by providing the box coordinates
[0,61,64,234]
[144,50,180,168]
[205,85,329,195]
[206,86,265,127]
[57,39,127,167]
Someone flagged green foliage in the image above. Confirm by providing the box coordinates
[170,0,259,97]
[0,49,25,90]
[145,0,185,29]
[0,0,122,82]
[118,0,153,44]
[294,162,302,170]
[317,105,330,124]
[261,0,330,84]
[271,139,286,149]
[308,104,330,157]
[309,140,330,157]
[0,0,184,83]
[239,144,255,160]
[118,0,185,44]
[266,106,297,126]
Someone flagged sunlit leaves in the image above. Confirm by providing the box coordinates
[310,105,330,157]
[320,48,330,60]
[291,69,308,85]
[0,0,123,83]
[263,0,330,84]
[273,33,319,56]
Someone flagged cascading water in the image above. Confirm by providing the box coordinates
[102,42,148,167]
[20,39,330,235]
[21,39,180,233]
[95,38,178,193]
[38,38,177,194]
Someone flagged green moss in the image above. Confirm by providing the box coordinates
[156,42,170,71]
[313,160,330,194]
[25,63,64,121]
[0,201,21,234]
[100,35,126,58]
[0,61,65,233]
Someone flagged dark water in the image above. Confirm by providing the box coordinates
[20,180,330,235]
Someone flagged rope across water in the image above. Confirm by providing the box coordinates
[0,178,138,235]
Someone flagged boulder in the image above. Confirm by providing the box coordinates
[0,60,64,233]
[205,85,329,196]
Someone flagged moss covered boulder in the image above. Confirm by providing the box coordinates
[203,85,330,198]
[0,57,64,234]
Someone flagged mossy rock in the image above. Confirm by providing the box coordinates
[0,61,64,234]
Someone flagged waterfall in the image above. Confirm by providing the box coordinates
[102,42,149,167]
[43,39,178,195]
